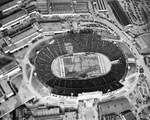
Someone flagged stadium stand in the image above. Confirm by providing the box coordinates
[35,32,127,96]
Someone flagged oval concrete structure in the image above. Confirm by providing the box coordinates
[34,32,127,96]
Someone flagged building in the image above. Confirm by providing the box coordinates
[121,110,136,120]
[99,98,132,115]
[0,0,17,7]
[37,0,49,14]
[101,113,120,120]
[0,76,14,102]
[73,1,90,14]
[26,107,65,120]
[31,107,60,117]
[0,10,27,27]
[1,61,18,74]
[0,86,5,102]
[64,111,77,120]
[48,0,74,14]
[2,25,39,54]
[107,0,131,26]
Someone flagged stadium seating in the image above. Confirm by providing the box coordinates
[34,32,127,96]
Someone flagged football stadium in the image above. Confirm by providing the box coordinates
[1,0,150,119]
[34,32,127,97]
